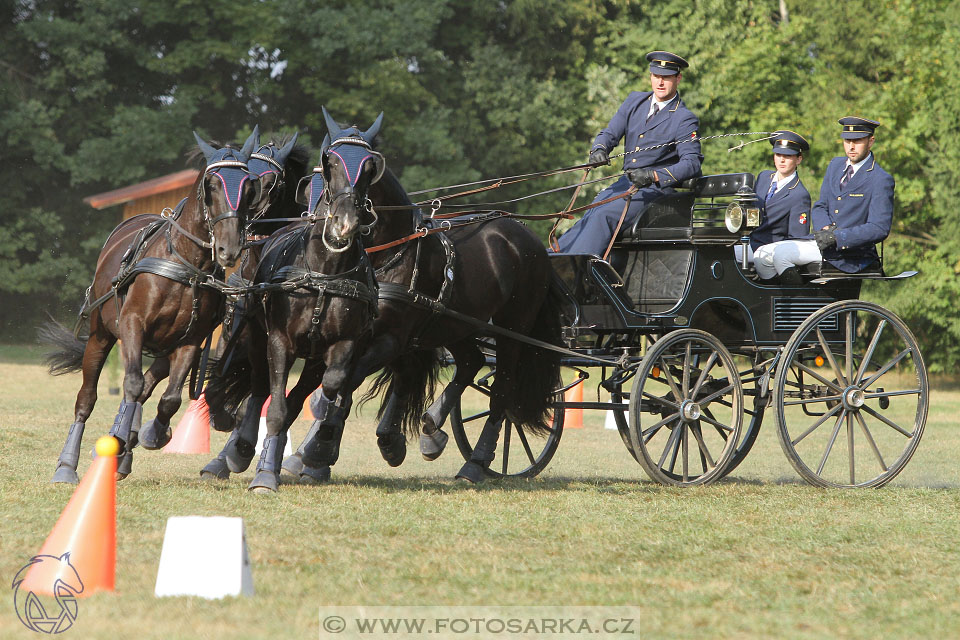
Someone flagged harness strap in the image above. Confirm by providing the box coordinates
[602,185,639,261]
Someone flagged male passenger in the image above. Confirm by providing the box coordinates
[556,51,702,256]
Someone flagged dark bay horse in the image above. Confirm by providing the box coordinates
[40,129,261,483]
[201,110,383,492]
[208,109,563,484]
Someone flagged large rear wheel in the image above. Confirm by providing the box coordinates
[773,300,928,488]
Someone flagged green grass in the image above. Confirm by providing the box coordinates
[1,344,958,638]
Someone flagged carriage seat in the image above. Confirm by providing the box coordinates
[802,259,884,278]
[619,173,755,242]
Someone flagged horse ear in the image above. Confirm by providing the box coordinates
[238,125,260,161]
[320,133,330,155]
[193,131,218,163]
[322,106,342,140]
[276,131,299,165]
[362,112,384,144]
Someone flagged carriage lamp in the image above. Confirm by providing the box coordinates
[724,201,744,234]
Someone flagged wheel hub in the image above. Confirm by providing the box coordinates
[680,400,702,422]
[842,386,865,410]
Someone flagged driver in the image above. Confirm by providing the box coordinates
[556,50,702,256]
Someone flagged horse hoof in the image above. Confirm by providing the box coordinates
[280,453,304,477]
[420,429,449,461]
[378,434,407,467]
[248,471,279,493]
[299,465,331,485]
[117,450,133,476]
[225,439,256,473]
[139,419,172,450]
[455,461,487,484]
[200,456,230,481]
[51,465,79,485]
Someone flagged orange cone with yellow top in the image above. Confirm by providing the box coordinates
[164,394,211,454]
[22,436,118,597]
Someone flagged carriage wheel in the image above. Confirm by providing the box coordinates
[628,329,743,486]
[717,359,770,478]
[449,368,562,478]
[773,300,928,488]
[610,388,639,463]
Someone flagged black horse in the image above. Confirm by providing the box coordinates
[208,109,563,483]
[40,129,261,483]
[201,109,383,492]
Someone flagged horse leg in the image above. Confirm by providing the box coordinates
[375,389,406,466]
[52,327,116,484]
[454,412,504,484]
[140,346,197,450]
[279,364,330,481]
[419,341,484,461]
[300,339,361,469]
[137,357,170,404]
[108,323,147,480]
[248,332,296,493]
[201,325,269,479]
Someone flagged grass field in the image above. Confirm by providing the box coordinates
[1,344,958,639]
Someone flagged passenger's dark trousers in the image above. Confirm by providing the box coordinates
[555,176,668,256]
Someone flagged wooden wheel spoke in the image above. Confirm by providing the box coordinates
[513,426,537,465]
[501,422,512,475]
[845,311,855,386]
[682,342,692,397]
[791,402,844,446]
[698,412,734,434]
[642,412,681,439]
[795,362,845,392]
[853,410,888,472]
[696,383,734,406]
[816,327,848,387]
[462,409,491,425]
[691,351,719,398]
[861,405,914,438]
[783,394,844,406]
[816,409,848,475]
[657,425,682,470]
[855,319,887,384]
[469,382,492,398]
[864,388,921,399]
[860,349,912,388]
[847,412,855,485]
[681,421,689,481]
[690,422,716,469]
[642,391,680,411]
[659,356,685,403]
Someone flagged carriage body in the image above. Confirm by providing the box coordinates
[453,173,928,488]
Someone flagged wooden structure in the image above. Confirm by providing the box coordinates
[84,169,198,220]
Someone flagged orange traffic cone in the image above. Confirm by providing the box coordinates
[564,380,584,429]
[21,436,118,597]
[164,394,211,454]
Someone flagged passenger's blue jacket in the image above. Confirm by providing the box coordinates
[591,91,702,187]
[750,170,811,252]
[811,154,894,272]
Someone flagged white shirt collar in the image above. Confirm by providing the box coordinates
[771,171,796,193]
[648,92,677,117]
[846,152,872,177]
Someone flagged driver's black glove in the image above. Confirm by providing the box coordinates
[814,226,837,251]
[588,147,610,166]
[627,168,657,188]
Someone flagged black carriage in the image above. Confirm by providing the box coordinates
[450,173,928,488]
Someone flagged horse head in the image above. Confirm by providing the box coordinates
[310,106,385,248]
[247,132,300,220]
[192,126,261,267]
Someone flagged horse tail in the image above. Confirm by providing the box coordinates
[360,348,443,437]
[498,279,564,437]
[203,347,253,431]
[37,319,87,376]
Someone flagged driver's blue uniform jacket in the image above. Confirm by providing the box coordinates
[750,170,811,252]
[810,153,894,273]
[556,91,702,256]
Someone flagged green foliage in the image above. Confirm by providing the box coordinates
[2,0,959,364]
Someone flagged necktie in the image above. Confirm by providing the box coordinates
[840,164,854,189]
[646,103,659,123]
[766,179,777,202]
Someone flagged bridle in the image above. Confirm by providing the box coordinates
[193,157,258,256]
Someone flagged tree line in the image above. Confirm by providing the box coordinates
[3,0,958,369]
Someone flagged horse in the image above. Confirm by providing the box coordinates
[39,129,261,483]
[207,108,563,484]
[200,109,383,492]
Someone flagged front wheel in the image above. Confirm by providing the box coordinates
[773,300,928,488]
[449,367,563,478]
[628,329,743,486]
